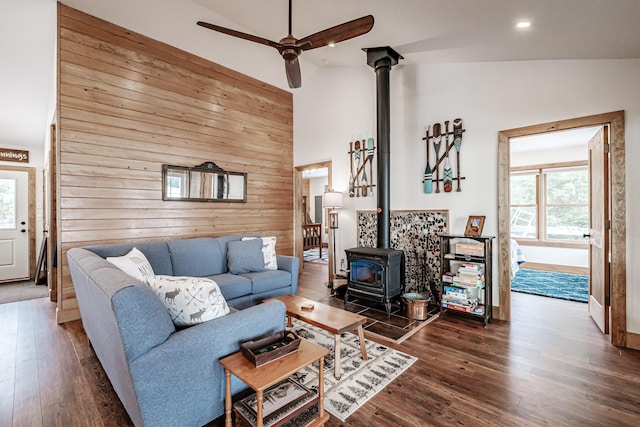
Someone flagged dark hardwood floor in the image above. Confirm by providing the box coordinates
[2,262,640,426]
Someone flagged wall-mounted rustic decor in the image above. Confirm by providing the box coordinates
[348,137,375,197]
[422,118,465,193]
[0,148,29,163]
[356,210,449,297]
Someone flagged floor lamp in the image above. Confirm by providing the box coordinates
[323,190,344,290]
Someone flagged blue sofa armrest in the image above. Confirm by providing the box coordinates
[276,255,299,294]
[128,300,286,427]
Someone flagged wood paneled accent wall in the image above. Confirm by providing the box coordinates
[56,4,294,323]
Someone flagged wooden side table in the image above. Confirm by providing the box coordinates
[219,338,330,427]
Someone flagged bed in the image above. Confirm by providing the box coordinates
[510,239,526,278]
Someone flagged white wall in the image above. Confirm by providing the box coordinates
[294,58,640,333]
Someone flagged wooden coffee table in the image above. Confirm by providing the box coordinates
[219,338,329,427]
[268,294,368,380]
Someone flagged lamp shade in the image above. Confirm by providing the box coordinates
[322,191,344,209]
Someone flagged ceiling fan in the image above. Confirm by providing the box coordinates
[197,0,374,89]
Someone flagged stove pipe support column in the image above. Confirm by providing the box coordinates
[364,47,403,249]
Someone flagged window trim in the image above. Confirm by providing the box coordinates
[510,160,589,248]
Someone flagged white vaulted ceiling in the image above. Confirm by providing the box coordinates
[3,0,640,149]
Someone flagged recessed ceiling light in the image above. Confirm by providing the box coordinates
[328,42,335,47]
[516,21,531,29]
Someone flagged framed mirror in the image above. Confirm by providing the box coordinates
[162,162,247,202]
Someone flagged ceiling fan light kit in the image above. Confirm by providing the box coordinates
[197,0,374,88]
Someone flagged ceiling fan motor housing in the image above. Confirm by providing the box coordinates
[281,47,300,61]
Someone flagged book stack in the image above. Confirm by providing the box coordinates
[452,262,485,289]
[441,285,479,312]
[455,243,484,257]
[441,262,485,313]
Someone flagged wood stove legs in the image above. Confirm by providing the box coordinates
[384,301,392,316]
[344,289,394,316]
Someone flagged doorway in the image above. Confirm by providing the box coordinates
[0,166,36,283]
[497,111,627,347]
[302,169,329,264]
[294,161,332,284]
[509,127,595,303]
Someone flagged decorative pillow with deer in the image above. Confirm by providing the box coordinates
[145,275,230,327]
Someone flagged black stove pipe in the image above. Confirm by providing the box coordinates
[364,47,403,249]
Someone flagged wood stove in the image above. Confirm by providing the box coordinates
[344,247,404,315]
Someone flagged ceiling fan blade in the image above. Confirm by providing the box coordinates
[197,21,282,49]
[298,15,374,51]
[284,56,302,89]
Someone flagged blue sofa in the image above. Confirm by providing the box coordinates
[66,235,299,427]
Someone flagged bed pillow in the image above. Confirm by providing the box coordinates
[227,239,266,274]
[145,275,229,327]
[106,247,155,283]
[242,236,278,270]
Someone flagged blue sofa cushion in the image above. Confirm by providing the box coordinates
[111,284,176,362]
[227,239,265,274]
[85,242,173,276]
[211,273,252,300]
[168,238,225,277]
[242,270,292,294]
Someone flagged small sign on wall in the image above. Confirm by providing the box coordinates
[0,148,29,163]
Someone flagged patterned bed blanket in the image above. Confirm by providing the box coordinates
[510,239,526,277]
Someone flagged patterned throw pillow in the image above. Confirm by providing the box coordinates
[106,247,155,283]
[242,236,278,270]
[145,275,230,327]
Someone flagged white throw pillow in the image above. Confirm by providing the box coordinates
[242,236,278,270]
[145,275,230,327]
[106,248,155,283]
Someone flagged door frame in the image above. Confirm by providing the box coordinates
[497,111,627,347]
[0,165,36,282]
[294,161,332,280]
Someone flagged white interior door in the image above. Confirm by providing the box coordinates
[587,127,610,333]
[0,169,30,281]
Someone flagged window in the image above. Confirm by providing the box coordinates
[510,173,537,238]
[545,168,588,240]
[510,165,588,243]
[0,178,16,229]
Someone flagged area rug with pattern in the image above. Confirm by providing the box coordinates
[303,247,328,263]
[286,318,417,421]
[511,268,588,303]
